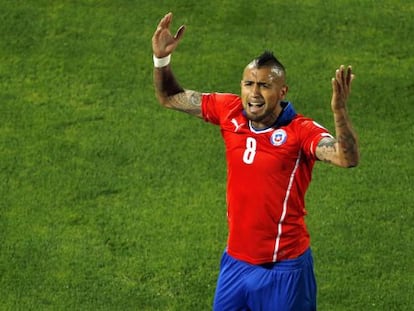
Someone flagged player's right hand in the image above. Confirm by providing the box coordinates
[152,12,185,58]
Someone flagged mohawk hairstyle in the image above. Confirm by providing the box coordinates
[255,51,286,75]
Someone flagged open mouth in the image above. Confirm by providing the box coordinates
[248,102,265,108]
[247,102,265,114]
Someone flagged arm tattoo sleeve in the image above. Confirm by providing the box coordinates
[168,90,202,117]
[317,137,337,164]
[334,112,359,167]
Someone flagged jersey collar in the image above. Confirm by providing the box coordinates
[247,101,297,133]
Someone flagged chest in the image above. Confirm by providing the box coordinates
[222,122,301,174]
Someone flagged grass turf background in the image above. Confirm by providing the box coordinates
[0,0,413,310]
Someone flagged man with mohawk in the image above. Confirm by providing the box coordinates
[152,12,359,311]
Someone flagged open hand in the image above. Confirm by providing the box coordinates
[152,12,185,58]
[331,65,354,111]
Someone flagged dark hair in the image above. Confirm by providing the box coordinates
[255,51,285,74]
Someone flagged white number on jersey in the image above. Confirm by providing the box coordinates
[243,137,257,164]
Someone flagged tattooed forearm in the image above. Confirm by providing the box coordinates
[334,112,359,167]
[321,64,359,167]
[316,111,359,168]
[337,133,357,153]
[153,66,184,97]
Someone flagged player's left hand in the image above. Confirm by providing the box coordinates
[331,65,354,111]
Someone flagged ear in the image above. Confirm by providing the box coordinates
[280,85,288,99]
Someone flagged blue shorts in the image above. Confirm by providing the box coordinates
[213,248,317,311]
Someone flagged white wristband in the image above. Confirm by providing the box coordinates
[153,54,171,68]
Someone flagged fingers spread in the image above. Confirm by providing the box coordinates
[339,65,346,85]
[331,77,338,93]
[346,66,354,86]
[334,65,354,89]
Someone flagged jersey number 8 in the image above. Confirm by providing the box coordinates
[243,137,257,164]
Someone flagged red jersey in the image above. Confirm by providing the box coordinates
[201,93,332,264]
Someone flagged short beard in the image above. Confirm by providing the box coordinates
[246,110,278,127]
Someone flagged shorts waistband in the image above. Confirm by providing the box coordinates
[259,248,313,270]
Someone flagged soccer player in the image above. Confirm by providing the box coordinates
[151,12,359,311]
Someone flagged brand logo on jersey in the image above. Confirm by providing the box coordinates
[231,118,245,132]
[270,129,287,146]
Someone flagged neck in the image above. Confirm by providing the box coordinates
[251,103,283,129]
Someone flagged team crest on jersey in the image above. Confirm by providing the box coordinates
[270,129,287,146]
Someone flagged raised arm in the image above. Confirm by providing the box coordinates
[315,65,360,168]
[152,12,203,118]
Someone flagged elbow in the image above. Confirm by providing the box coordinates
[349,157,360,168]
[154,89,185,109]
[155,93,172,109]
[340,140,360,168]
[343,153,360,168]
[345,161,359,168]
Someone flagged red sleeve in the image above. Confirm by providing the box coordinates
[298,118,333,160]
[201,93,241,125]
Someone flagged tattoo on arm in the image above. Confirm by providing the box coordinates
[334,113,359,167]
[153,67,202,117]
[316,137,337,164]
[167,90,202,117]
[316,117,359,167]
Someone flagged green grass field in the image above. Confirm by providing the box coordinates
[1,0,413,310]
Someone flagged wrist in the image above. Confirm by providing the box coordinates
[153,54,171,68]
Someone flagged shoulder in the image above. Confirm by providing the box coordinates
[202,93,242,123]
[288,114,332,157]
[202,92,241,106]
[291,115,329,132]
